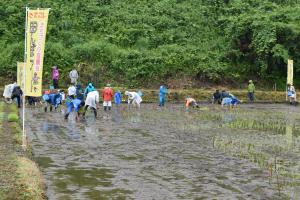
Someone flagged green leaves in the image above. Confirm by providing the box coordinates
[1,0,300,87]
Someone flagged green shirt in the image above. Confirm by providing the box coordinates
[248,83,255,93]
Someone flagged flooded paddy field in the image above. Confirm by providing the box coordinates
[26,104,300,199]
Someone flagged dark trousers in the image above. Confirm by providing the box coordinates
[248,92,254,102]
[84,105,97,118]
[11,95,21,108]
[53,79,59,89]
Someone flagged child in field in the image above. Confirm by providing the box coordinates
[43,90,63,112]
[125,91,142,108]
[114,91,122,106]
[64,96,85,121]
[84,83,95,97]
[102,84,113,111]
[3,82,17,103]
[185,97,199,111]
[83,90,100,118]
[287,83,296,105]
[221,94,240,108]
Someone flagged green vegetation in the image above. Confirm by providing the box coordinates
[1,0,300,88]
[8,113,19,122]
[15,157,45,200]
[0,102,45,200]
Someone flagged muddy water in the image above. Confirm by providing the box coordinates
[26,104,300,199]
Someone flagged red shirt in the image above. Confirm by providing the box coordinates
[102,87,113,101]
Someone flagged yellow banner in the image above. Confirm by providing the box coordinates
[25,9,49,96]
[17,62,25,90]
[287,59,293,85]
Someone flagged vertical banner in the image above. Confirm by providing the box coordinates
[287,59,293,85]
[17,62,25,90]
[25,9,49,97]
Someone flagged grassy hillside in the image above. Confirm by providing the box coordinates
[1,0,300,89]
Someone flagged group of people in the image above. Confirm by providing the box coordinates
[44,81,144,121]
[3,66,298,118]
[212,89,240,108]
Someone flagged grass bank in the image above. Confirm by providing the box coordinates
[0,102,45,200]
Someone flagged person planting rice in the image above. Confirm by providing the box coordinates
[68,84,76,98]
[185,97,199,111]
[76,83,84,100]
[83,90,100,118]
[42,90,63,112]
[64,96,85,121]
[11,85,23,108]
[102,84,113,111]
[159,85,167,107]
[3,82,16,103]
[125,91,142,108]
[221,90,230,100]
[84,82,95,97]
[287,83,296,105]
[212,89,222,104]
[114,90,122,106]
[221,94,240,109]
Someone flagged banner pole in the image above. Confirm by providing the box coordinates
[22,7,28,149]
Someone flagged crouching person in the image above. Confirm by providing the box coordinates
[64,96,85,121]
[11,85,23,108]
[42,90,62,112]
[83,90,100,118]
[221,94,240,109]
[185,97,199,111]
[125,91,142,109]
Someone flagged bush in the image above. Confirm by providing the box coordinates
[8,113,19,122]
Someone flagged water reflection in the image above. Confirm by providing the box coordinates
[26,104,300,199]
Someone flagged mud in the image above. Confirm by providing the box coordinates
[25,103,300,199]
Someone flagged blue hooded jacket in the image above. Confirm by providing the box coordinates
[159,85,167,97]
[84,83,95,96]
[114,91,122,105]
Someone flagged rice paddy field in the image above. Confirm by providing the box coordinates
[25,103,300,199]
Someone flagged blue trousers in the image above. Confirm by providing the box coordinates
[159,96,165,106]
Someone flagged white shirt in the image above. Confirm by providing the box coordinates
[85,91,99,109]
[3,83,16,98]
[68,86,76,96]
[69,69,78,79]
[127,92,142,104]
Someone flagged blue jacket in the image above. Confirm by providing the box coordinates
[43,93,61,107]
[114,92,122,105]
[76,84,84,100]
[84,83,95,96]
[159,86,167,97]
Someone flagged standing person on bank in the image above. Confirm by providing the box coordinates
[247,80,255,102]
[69,68,78,85]
[52,66,59,89]
[102,84,113,111]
